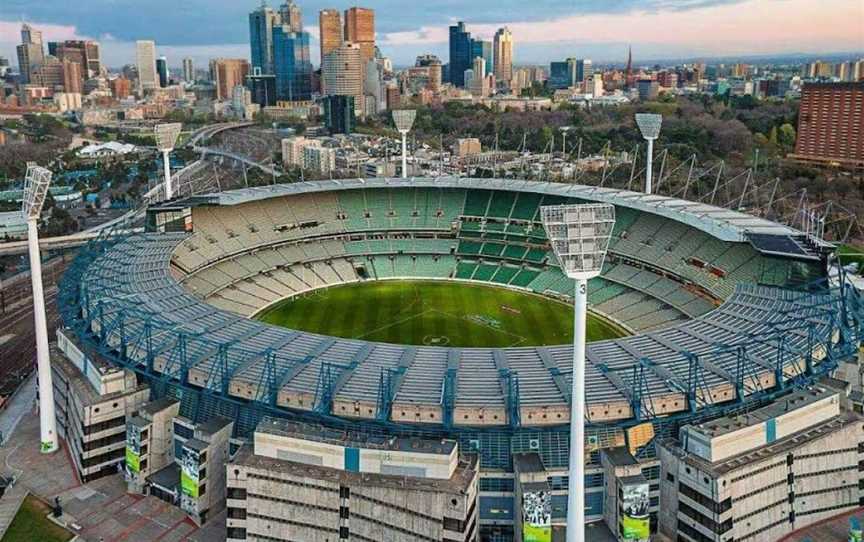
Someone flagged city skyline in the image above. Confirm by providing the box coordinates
[0,0,862,69]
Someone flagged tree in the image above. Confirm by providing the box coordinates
[778,123,796,148]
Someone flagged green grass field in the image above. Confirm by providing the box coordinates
[255,280,627,348]
[1,496,73,542]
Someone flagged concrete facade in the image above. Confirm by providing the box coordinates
[226,418,479,541]
[659,386,864,542]
[51,328,150,483]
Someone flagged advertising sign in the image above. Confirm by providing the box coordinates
[522,490,551,542]
[125,425,142,474]
[620,482,650,541]
[180,447,200,499]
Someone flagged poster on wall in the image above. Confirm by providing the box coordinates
[522,490,551,542]
[125,425,141,474]
[180,447,200,499]
[620,482,650,541]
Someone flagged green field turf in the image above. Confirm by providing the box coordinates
[255,280,627,348]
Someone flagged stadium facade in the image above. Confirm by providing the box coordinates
[57,177,863,540]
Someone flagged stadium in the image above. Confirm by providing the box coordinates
[56,177,862,527]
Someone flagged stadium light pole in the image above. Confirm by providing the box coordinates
[22,163,59,454]
[392,109,416,179]
[154,123,182,200]
[635,113,662,194]
[541,203,615,542]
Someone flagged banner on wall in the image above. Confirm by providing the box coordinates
[620,481,650,541]
[522,490,551,542]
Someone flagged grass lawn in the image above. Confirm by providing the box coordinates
[256,280,627,347]
[1,495,73,542]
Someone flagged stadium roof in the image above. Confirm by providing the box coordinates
[166,177,804,243]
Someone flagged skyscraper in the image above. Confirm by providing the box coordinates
[575,59,592,84]
[249,3,280,74]
[156,56,169,87]
[136,40,159,92]
[62,59,83,94]
[182,57,194,83]
[791,82,864,169]
[471,55,487,96]
[448,22,472,87]
[322,42,363,113]
[273,25,313,101]
[319,9,343,65]
[493,27,513,83]
[210,58,251,100]
[471,40,493,76]
[16,24,44,84]
[344,7,375,76]
[280,0,303,32]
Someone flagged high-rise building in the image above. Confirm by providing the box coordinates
[272,26,313,101]
[52,40,101,78]
[135,40,159,92]
[110,77,132,99]
[322,42,363,113]
[279,0,303,32]
[471,40,493,76]
[416,54,443,92]
[16,23,44,84]
[385,84,400,110]
[592,73,604,97]
[493,27,513,83]
[575,59,592,84]
[791,82,864,169]
[470,55,487,97]
[448,22,472,87]
[323,94,356,134]
[156,56,169,87]
[62,59,83,94]
[31,57,63,90]
[318,9,343,69]
[637,78,659,100]
[249,3,280,75]
[210,58,251,100]
[247,72,277,106]
[344,7,375,76]
[182,57,194,83]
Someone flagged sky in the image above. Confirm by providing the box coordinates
[1,0,862,69]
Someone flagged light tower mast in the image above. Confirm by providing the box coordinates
[154,123,182,199]
[635,113,662,194]
[392,109,416,179]
[541,203,615,542]
[22,163,59,454]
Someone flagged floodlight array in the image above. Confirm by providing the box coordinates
[392,109,417,133]
[541,203,615,279]
[635,113,663,139]
[154,122,183,151]
[22,163,53,221]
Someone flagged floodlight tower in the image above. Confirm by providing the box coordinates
[22,163,59,454]
[560,126,573,157]
[541,203,615,542]
[392,109,416,179]
[635,113,662,194]
[154,123,182,199]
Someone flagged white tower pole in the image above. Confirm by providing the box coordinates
[154,123,182,201]
[541,203,615,542]
[28,219,57,453]
[568,277,588,542]
[391,110,416,180]
[401,131,408,179]
[645,138,654,195]
[22,164,58,454]
[162,149,173,199]
[635,113,663,195]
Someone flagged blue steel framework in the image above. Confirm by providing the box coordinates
[57,222,864,473]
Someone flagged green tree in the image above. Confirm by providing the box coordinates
[778,123,796,148]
